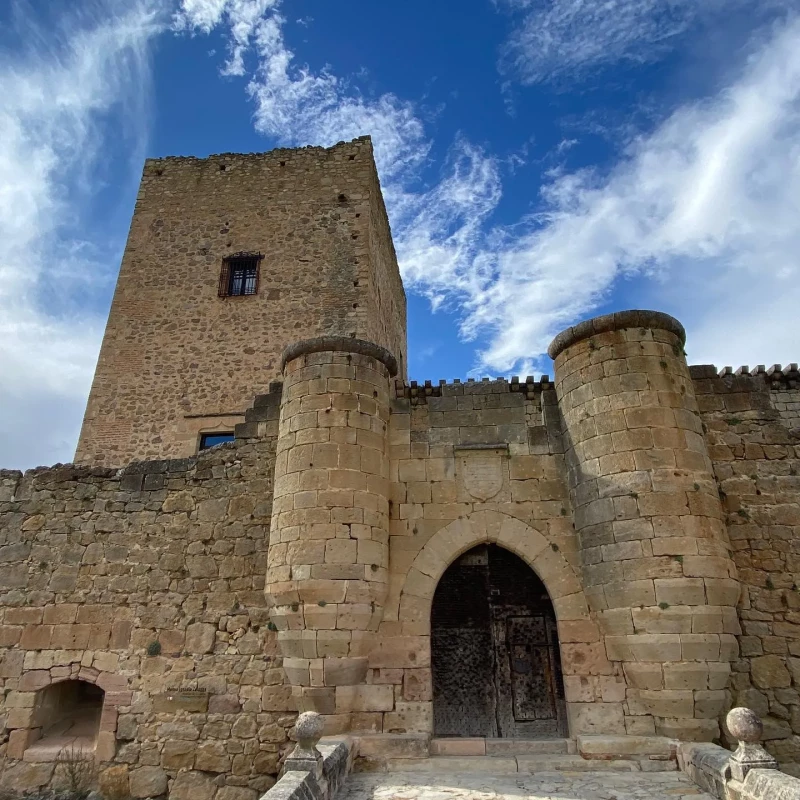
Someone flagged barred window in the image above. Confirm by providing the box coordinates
[218,252,262,297]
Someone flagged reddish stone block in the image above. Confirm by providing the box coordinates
[42,604,78,625]
[50,624,91,649]
[19,625,53,650]
[97,673,128,692]
[157,629,185,655]
[76,604,109,624]
[78,667,100,683]
[18,671,50,692]
[5,608,43,626]
[105,691,133,707]
[100,707,118,732]
[88,624,111,649]
[109,621,133,649]
[7,728,36,760]
[0,626,22,646]
[95,731,116,762]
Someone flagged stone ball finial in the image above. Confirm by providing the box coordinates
[293,711,324,755]
[727,707,763,744]
[726,707,777,781]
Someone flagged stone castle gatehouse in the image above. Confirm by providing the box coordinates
[1,137,800,797]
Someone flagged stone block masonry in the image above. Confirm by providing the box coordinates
[4,135,800,796]
[0,386,296,798]
[1,307,800,795]
[550,311,739,743]
[75,137,406,468]
[266,338,395,722]
[692,364,800,772]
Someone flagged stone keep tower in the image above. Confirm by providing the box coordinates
[75,137,407,467]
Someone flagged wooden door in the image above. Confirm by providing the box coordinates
[432,544,566,738]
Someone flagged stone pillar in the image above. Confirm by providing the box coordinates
[266,337,396,724]
[549,311,740,740]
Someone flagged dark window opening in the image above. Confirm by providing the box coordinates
[200,432,235,450]
[218,253,262,297]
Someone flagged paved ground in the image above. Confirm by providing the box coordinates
[340,771,713,800]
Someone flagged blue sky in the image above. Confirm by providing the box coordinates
[2,0,800,469]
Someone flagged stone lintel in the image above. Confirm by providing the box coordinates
[453,443,510,453]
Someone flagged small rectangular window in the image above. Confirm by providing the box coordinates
[219,253,262,297]
[199,432,235,450]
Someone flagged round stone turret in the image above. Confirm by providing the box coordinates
[266,337,395,723]
[550,310,740,741]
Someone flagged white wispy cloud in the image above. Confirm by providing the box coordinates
[177,3,430,181]
[176,0,800,379]
[175,0,278,76]
[0,1,162,469]
[472,14,800,370]
[496,0,784,85]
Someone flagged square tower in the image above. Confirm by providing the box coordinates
[75,137,407,467]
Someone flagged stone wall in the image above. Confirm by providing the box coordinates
[5,309,800,797]
[694,367,800,773]
[364,164,407,382]
[381,376,618,738]
[0,388,297,799]
[266,340,394,726]
[74,137,406,468]
[775,388,800,427]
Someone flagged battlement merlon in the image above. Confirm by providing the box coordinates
[142,135,373,169]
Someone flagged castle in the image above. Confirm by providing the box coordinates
[1,136,800,798]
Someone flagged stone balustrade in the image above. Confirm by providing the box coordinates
[679,708,800,800]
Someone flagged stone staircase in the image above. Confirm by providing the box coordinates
[364,738,656,774]
[354,734,684,774]
[390,754,640,774]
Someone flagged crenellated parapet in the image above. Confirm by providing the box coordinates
[394,375,553,405]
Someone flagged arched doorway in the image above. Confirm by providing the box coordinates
[431,544,566,738]
[27,680,105,756]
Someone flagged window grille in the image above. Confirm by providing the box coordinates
[219,253,262,297]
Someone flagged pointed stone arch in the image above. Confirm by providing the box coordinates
[398,510,588,628]
[393,510,624,737]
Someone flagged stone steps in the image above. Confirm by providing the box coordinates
[430,738,573,756]
[383,755,641,774]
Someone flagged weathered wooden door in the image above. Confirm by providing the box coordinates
[432,544,566,738]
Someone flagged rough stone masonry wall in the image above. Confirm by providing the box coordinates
[364,165,407,381]
[773,387,800,428]
[379,376,622,739]
[0,388,298,800]
[693,367,800,774]
[75,137,406,468]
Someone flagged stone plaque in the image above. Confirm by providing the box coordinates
[153,690,209,713]
[456,446,507,501]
